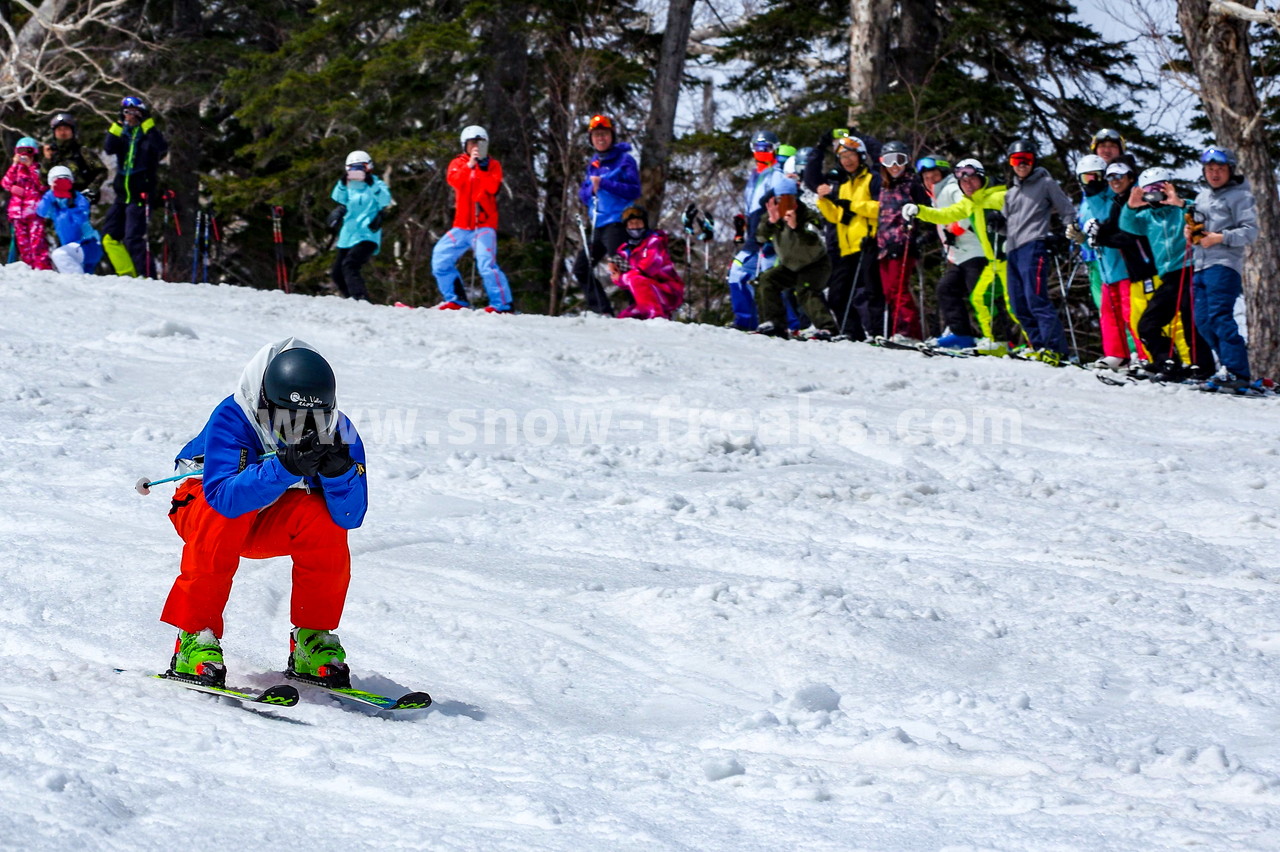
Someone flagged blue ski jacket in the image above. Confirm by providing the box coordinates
[578,143,641,227]
[331,175,392,252]
[36,190,100,246]
[176,399,368,529]
[1078,188,1127,284]
[175,339,368,529]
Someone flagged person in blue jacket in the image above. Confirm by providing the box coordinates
[572,114,641,315]
[160,339,369,689]
[36,165,102,274]
[102,96,168,277]
[330,149,393,301]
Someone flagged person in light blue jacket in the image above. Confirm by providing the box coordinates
[329,149,393,301]
[36,165,102,274]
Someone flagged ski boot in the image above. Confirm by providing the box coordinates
[287,628,351,688]
[168,629,226,687]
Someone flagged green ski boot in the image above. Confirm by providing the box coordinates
[168,629,226,686]
[287,628,351,688]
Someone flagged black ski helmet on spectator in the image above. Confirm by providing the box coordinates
[621,204,649,228]
[1091,128,1126,153]
[1007,137,1037,158]
[263,348,336,411]
[49,112,76,133]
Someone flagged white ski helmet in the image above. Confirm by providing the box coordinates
[47,165,74,186]
[460,125,488,149]
[1137,166,1173,188]
[345,150,372,168]
[1075,154,1107,176]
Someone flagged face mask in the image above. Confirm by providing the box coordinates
[346,167,366,182]
[52,178,74,199]
[626,228,646,242]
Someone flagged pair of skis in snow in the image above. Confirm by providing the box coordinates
[145,670,432,712]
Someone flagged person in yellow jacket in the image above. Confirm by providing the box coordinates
[903,159,1021,351]
[814,135,880,340]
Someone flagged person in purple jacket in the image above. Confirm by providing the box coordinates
[159,338,368,689]
[573,113,641,315]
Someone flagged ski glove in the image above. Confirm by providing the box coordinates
[317,435,355,479]
[612,252,631,274]
[682,203,698,234]
[280,431,327,479]
[1066,222,1085,244]
[1083,218,1101,248]
[732,214,746,245]
[985,211,1008,235]
[83,187,99,205]
[369,209,385,232]
[901,203,919,222]
[326,205,346,234]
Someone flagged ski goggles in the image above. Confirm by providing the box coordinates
[879,152,909,168]
[588,114,613,131]
[14,147,36,157]
[1008,152,1035,167]
[1079,172,1104,183]
[1140,182,1167,192]
[915,157,949,172]
[751,140,776,153]
[955,166,983,180]
[1199,147,1232,165]
[1105,173,1130,183]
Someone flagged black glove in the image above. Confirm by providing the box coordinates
[317,434,355,478]
[733,214,746,245]
[985,210,1007,235]
[83,187,99,205]
[612,252,630,273]
[280,430,326,478]
[326,205,346,234]
[1043,233,1070,257]
[699,211,715,242]
[369,209,385,231]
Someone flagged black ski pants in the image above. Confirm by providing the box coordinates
[331,241,378,301]
[936,257,986,338]
[102,200,153,277]
[572,221,625,315]
[1138,265,1213,372]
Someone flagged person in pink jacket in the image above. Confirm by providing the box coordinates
[2,137,53,270]
[607,205,684,319]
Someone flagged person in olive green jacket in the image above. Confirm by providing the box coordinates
[754,174,836,341]
[904,159,1020,351]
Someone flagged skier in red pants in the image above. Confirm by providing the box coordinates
[160,338,368,688]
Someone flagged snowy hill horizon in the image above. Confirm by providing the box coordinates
[1,268,1278,850]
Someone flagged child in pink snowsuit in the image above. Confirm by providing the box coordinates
[608,205,684,319]
[2,137,53,270]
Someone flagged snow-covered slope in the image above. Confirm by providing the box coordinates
[1,268,1277,851]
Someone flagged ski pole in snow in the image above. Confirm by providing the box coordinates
[1053,252,1080,358]
[271,206,289,293]
[840,249,866,338]
[136,451,277,495]
[141,192,152,278]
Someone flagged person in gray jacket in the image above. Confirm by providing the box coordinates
[1003,138,1077,361]
[1188,146,1258,386]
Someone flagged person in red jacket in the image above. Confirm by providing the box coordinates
[607,205,684,319]
[430,125,513,312]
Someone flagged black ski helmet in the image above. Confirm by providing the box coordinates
[262,348,336,411]
[49,112,76,133]
[881,140,910,157]
[1007,137,1037,158]
[621,204,649,228]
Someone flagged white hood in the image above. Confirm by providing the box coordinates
[234,337,330,453]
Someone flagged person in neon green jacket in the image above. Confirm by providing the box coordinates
[903,159,1021,349]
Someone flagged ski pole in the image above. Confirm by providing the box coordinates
[136,452,277,495]
[840,249,866,338]
[190,210,202,283]
[141,192,152,278]
[1053,253,1080,358]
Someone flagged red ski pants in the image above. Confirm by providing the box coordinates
[161,480,351,637]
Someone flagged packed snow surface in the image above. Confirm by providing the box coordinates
[1,268,1278,851]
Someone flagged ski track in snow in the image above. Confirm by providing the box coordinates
[1,268,1278,850]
